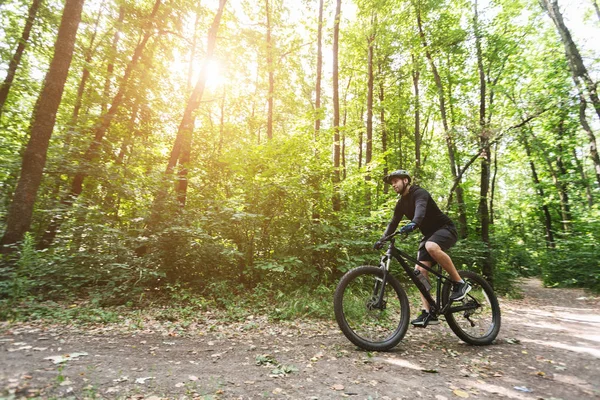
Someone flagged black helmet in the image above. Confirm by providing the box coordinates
[383,169,411,184]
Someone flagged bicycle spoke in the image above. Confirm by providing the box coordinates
[334,266,409,351]
[443,270,501,345]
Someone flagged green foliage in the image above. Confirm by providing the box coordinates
[1,0,600,324]
[541,231,600,292]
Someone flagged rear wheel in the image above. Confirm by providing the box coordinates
[334,266,410,351]
[442,270,501,345]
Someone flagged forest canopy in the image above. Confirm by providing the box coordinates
[1,0,599,311]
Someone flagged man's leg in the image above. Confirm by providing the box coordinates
[415,260,433,311]
[424,241,461,282]
[425,240,471,301]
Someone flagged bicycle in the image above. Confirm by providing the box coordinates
[333,231,501,351]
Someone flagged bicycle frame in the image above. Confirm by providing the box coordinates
[375,236,453,316]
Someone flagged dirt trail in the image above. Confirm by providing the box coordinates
[1,278,599,399]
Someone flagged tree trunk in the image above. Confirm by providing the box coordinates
[0,0,42,120]
[379,65,388,194]
[490,143,498,224]
[415,3,467,237]
[64,5,104,150]
[573,148,594,207]
[332,0,341,212]
[147,0,227,223]
[576,92,600,187]
[555,121,572,231]
[540,0,600,120]
[358,107,363,170]
[594,0,600,21]
[474,0,493,284]
[365,17,375,171]
[265,0,274,140]
[411,53,421,180]
[1,0,84,253]
[37,0,161,250]
[314,0,324,137]
[540,0,600,181]
[522,134,555,248]
[102,6,125,114]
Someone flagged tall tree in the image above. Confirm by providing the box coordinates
[0,0,42,120]
[151,0,227,217]
[265,0,274,140]
[539,0,600,187]
[1,0,85,253]
[37,0,162,249]
[332,0,342,212]
[522,131,555,248]
[101,6,125,114]
[474,0,493,284]
[411,53,421,179]
[415,0,468,238]
[365,14,375,174]
[314,0,324,136]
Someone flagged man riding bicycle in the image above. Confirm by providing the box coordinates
[374,169,471,326]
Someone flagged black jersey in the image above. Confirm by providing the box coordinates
[382,185,454,237]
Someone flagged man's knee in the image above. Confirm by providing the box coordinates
[425,241,442,255]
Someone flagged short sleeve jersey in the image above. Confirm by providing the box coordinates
[383,185,454,237]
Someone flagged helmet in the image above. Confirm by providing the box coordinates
[383,169,411,184]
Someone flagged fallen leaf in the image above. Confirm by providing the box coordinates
[135,377,155,384]
[513,386,532,393]
[44,352,88,364]
[332,384,344,391]
[453,389,469,398]
[189,375,199,381]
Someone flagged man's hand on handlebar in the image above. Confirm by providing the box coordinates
[373,240,385,250]
[399,221,418,234]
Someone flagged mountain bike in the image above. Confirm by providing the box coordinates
[333,231,501,351]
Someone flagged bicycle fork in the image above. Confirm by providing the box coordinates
[370,256,392,310]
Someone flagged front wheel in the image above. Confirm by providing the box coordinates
[442,270,501,345]
[333,266,410,351]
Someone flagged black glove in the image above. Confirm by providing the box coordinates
[373,240,385,250]
[399,221,418,234]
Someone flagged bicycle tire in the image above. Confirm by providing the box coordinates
[334,266,410,351]
[442,270,501,345]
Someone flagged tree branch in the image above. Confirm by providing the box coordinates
[446,108,549,209]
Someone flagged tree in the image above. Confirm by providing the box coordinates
[314,0,324,136]
[414,0,468,238]
[539,0,600,187]
[1,0,85,253]
[265,0,274,140]
[37,0,163,249]
[332,0,342,212]
[474,0,493,284]
[0,0,42,120]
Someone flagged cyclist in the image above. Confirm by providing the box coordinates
[374,169,471,326]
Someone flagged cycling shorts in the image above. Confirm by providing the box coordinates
[417,224,458,262]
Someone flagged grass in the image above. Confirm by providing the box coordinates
[0,282,337,329]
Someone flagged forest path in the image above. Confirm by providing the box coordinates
[1,278,599,399]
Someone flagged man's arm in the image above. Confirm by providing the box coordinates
[381,201,403,238]
[411,188,429,226]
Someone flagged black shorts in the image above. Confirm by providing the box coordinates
[417,225,458,262]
